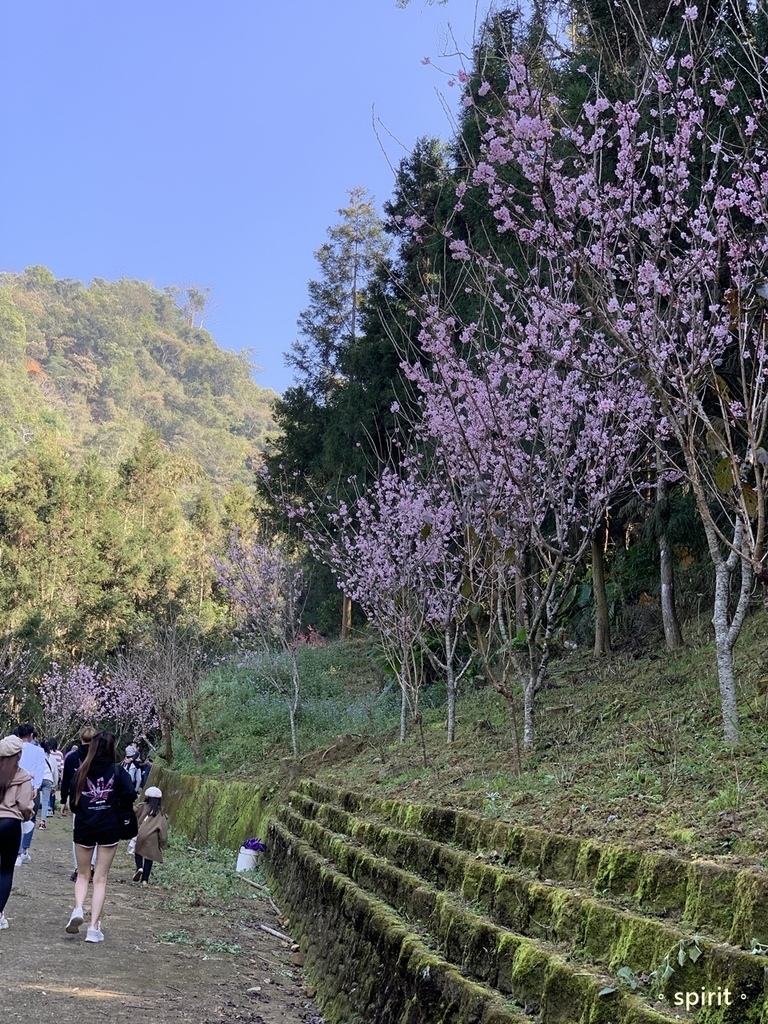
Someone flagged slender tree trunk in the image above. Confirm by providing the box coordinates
[416,713,428,767]
[506,682,522,776]
[445,664,456,744]
[657,460,684,650]
[399,676,407,743]
[711,548,751,746]
[445,632,456,743]
[288,703,299,758]
[699,516,751,746]
[160,714,174,765]
[591,530,611,656]
[288,653,300,758]
[501,651,528,770]
[523,674,536,750]
[515,551,527,634]
[659,536,684,650]
[174,709,204,763]
[340,594,353,639]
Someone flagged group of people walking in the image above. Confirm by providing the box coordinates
[0,724,168,940]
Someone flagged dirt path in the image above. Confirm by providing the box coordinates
[2,813,325,1024]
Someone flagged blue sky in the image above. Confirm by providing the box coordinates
[0,1,483,395]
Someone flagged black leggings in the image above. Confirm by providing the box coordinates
[134,853,154,881]
[0,818,22,913]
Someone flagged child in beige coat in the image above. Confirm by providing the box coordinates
[132,786,168,887]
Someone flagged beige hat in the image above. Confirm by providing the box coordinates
[0,735,23,757]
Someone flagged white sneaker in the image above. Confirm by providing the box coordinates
[14,856,21,868]
[85,925,104,942]
[66,907,84,933]
[19,853,31,864]
[0,913,8,929]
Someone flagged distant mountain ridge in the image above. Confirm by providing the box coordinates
[0,266,278,489]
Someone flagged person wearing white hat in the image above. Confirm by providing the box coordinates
[132,786,168,887]
[0,735,35,928]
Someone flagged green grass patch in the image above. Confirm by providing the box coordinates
[156,927,242,955]
[165,613,768,861]
[154,832,268,914]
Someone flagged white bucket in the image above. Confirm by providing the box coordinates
[236,846,258,872]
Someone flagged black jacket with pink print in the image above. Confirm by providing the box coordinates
[70,756,136,844]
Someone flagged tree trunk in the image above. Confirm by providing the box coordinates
[515,552,527,634]
[416,713,428,767]
[445,672,456,743]
[174,711,204,764]
[160,715,174,766]
[523,674,536,750]
[657,465,684,650]
[659,535,684,650]
[288,702,299,758]
[711,553,751,746]
[288,652,300,758]
[340,594,353,639]
[506,687,522,776]
[591,531,611,656]
[445,635,456,744]
[399,682,407,743]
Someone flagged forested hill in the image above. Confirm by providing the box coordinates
[0,267,279,660]
[0,266,277,488]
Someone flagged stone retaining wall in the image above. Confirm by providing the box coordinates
[151,768,768,1024]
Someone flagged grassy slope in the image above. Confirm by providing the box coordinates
[300,615,768,865]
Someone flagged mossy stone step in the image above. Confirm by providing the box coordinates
[281,791,768,1024]
[287,791,768,990]
[298,780,768,947]
[268,817,533,1024]
[276,803,692,1024]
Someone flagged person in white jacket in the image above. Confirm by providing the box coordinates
[15,725,46,864]
[46,738,65,816]
[38,741,59,828]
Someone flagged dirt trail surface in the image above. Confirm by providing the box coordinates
[2,813,326,1024]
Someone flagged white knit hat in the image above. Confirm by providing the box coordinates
[145,786,162,798]
[0,735,23,757]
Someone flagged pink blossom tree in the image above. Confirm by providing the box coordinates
[38,658,157,746]
[215,533,306,757]
[310,459,470,759]
[38,660,107,740]
[444,20,768,744]
[408,298,650,749]
[110,626,207,763]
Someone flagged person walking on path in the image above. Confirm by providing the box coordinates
[132,786,168,887]
[37,740,58,829]
[46,737,65,816]
[59,725,97,809]
[65,731,135,943]
[15,725,46,865]
[60,725,97,881]
[0,735,35,929]
[121,749,142,794]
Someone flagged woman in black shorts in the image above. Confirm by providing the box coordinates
[65,731,136,942]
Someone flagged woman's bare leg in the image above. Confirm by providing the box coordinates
[90,843,118,928]
[73,844,94,910]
